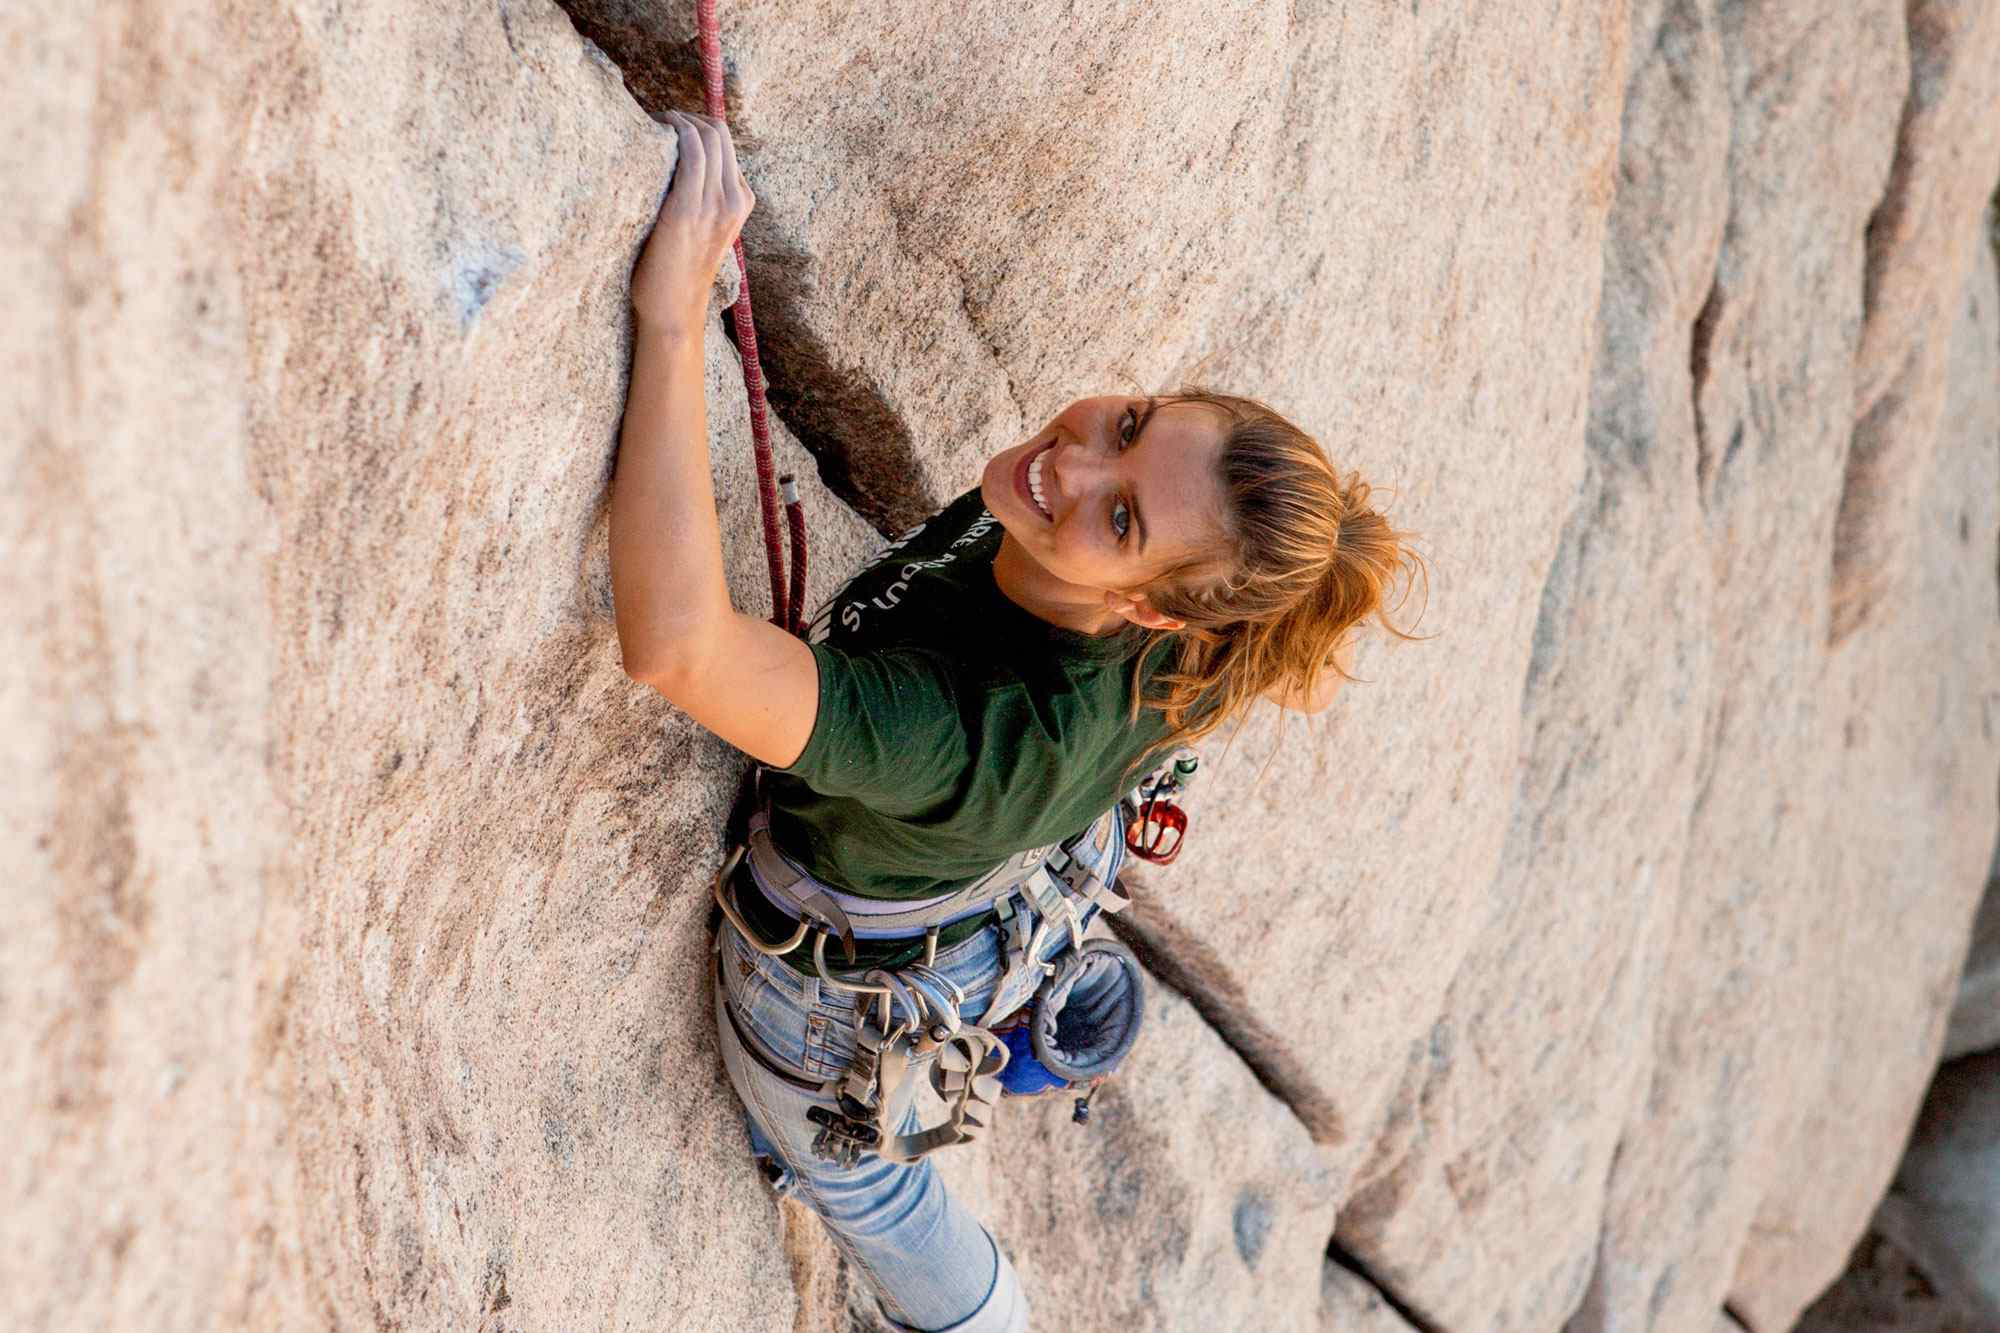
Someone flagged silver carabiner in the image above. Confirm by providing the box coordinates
[711,846,811,956]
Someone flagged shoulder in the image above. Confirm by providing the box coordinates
[812,640,966,715]
[779,642,970,809]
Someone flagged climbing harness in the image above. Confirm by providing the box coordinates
[722,918,1015,1168]
[712,744,1207,1165]
[714,790,1144,1165]
[694,0,807,636]
[719,809,1123,956]
[1126,749,1199,865]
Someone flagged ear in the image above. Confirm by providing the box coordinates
[1103,588,1185,632]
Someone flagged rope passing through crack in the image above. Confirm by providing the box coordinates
[696,0,806,636]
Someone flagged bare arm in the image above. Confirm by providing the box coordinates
[611,112,819,768]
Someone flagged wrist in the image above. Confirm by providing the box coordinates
[632,300,709,344]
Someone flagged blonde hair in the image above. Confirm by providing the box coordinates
[1125,389,1426,766]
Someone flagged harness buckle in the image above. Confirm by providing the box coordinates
[805,1105,880,1168]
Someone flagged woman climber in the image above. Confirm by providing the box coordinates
[611,111,1422,1332]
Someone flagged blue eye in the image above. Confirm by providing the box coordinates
[1111,498,1130,540]
[1118,408,1138,447]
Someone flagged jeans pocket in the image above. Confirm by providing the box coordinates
[799,1004,854,1081]
[725,931,865,1081]
[725,940,820,1075]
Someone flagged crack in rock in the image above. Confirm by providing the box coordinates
[1107,883,1346,1145]
[1327,1234,1445,1333]
[552,0,933,536]
[720,274,930,535]
[554,3,710,128]
[1830,1,2000,644]
[1688,270,1729,505]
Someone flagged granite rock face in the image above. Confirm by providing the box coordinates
[8,1,2000,1331]
[4,1,879,1327]
[933,983,1346,1332]
[1717,204,2000,1333]
[1833,0,2000,643]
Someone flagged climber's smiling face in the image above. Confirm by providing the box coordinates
[981,395,1232,634]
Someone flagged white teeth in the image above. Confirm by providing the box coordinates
[1027,450,1052,519]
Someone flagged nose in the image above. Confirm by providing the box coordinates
[1050,437,1112,514]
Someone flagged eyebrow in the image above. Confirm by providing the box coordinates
[1129,398,1155,557]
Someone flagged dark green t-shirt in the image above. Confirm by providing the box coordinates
[743,489,1173,966]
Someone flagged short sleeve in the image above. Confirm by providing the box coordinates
[777,642,969,812]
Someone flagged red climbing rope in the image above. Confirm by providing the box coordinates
[695,0,807,636]
[784,479,809,637]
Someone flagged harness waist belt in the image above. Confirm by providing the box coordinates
[742,807,1100,942]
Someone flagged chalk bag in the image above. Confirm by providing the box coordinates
[995,938,1145,1119]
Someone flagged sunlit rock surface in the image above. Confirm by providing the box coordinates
[7,0,1997,1328]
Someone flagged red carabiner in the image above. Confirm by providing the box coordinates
[1125,791,1189,865]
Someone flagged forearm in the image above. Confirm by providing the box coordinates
[610,320,733,678]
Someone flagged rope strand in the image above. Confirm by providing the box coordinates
[784,477,809,637]
[696,0,805,635]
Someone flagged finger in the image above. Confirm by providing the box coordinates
[680,115,726,178]
[727,172,754,226]
[680,111,723,146]
[697,117,731,208]
[669,115,706,203]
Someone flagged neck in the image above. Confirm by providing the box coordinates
[991,532,1127,636]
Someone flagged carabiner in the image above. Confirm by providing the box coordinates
[1126,789,1188,864]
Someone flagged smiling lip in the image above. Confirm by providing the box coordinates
[1014,438,1055,522]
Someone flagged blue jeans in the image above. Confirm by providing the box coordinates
[711,809,1128,1331]
[712,922,1023,1330]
